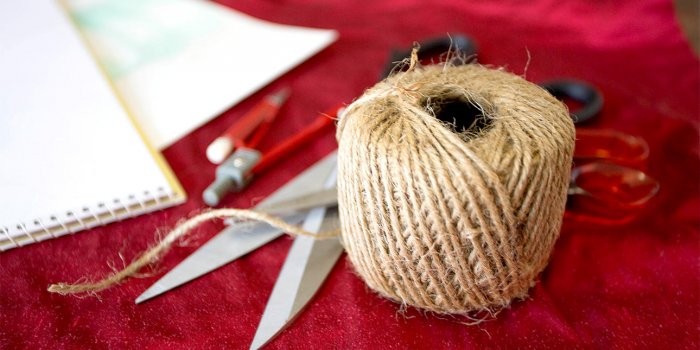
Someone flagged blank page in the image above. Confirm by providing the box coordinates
[0,0,185,250]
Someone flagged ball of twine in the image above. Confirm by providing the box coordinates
[336,64,575,314]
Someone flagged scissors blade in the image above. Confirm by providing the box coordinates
[135,213,307,304]
[250,208,343,350]
[258,187,339,215]
[135,151,338,303]
[250,177,342,349]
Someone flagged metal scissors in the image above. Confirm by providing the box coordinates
[136,36,478,349]
[137,152,342,349]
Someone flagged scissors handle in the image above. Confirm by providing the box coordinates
[574,128,649,169]
[566,162,659,224]
[381,34,478,78]
[540,79,603,124]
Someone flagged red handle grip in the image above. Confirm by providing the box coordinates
[251,106,340,175]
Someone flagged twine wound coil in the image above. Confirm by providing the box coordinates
[49,62,574,315]
[336,64,574,314]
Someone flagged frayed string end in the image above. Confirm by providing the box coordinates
[47,208,339,296]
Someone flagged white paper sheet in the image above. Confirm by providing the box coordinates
[65,0,338,149]
[0,0,184,250]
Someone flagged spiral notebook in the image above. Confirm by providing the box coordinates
[0,0,186,251]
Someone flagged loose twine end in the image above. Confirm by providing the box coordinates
[47,208,340,296]
[407,43,420,72]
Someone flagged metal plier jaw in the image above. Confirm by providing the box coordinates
[203,148,262,206]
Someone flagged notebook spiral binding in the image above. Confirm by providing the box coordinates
[0,187,182,252]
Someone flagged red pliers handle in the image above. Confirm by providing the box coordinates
[203,104,341,206]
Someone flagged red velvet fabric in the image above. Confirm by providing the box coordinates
[1,0,698,348]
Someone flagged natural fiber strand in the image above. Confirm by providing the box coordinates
[47,209,339,295]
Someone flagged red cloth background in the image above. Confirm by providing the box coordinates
[1,0,698,348]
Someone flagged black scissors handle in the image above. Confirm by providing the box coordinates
[540,79,604,124]
[381,34,478,79]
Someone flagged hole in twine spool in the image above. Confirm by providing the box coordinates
[423,95,492,137]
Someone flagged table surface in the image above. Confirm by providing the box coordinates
[1,0,699,348]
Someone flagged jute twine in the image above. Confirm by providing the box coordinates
[49,60,574,315]
[335,63,574,313]
[47,209,339,295]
